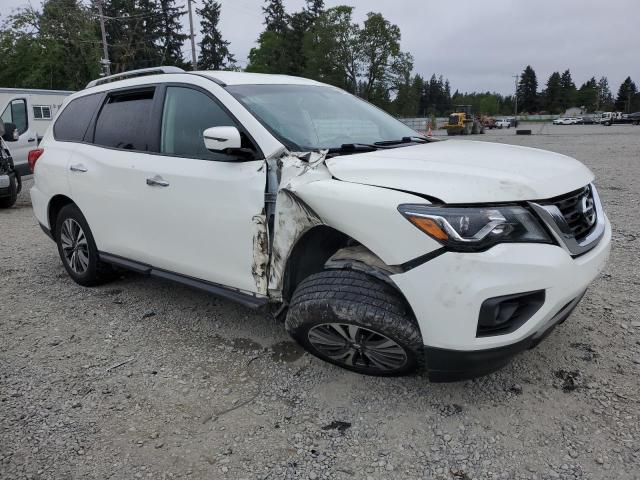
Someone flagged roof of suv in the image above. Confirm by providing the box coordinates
[84,68,326,91]
[198,71,324,87]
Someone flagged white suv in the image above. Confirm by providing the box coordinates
[30,67,611,381]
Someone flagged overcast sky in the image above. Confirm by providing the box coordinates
[3,0,639,94]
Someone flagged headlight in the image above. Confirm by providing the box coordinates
[398,204,552,252]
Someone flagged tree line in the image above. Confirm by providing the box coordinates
[516,65,639,114]
[0,0,638,116]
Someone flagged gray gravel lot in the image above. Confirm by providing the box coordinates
[1,124,639,480]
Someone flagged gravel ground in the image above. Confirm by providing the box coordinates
[1,124,639,480]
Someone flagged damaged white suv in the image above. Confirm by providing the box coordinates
[30,67,611,381]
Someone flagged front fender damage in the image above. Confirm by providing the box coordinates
[259,151,331,300]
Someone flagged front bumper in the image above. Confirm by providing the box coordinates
[425,291,584,381]
[390,215,611,379]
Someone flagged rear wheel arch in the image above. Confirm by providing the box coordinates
[48,194,75,233]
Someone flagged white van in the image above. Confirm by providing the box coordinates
[0,88,73,175]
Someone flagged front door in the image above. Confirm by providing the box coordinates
[132,85,266,294]
[1,97,37,174]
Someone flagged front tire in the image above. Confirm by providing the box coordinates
[55,204,114,286]
[285,270,424,376]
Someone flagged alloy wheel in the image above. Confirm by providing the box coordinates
[60,218,89,275]
[307,323,407,371]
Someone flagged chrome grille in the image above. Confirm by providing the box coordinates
[545,186,597,241]
[529,183,605,256]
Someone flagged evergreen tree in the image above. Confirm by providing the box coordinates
[596,76,614,111]
[544,72,562,113]
[517,65,538,113]
[304,0,324,20]
[158,0,186,66]
[263,0,287,34]
[392,72,421,117]
[197,0,236,70]
[559,69,576,111]
[615,76,637,112]
[98,0,163,72]
[576,77,598,112]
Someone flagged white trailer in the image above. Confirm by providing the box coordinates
[0,88,73,174]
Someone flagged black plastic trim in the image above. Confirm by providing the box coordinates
[191,72,227,87]
[13,163,30,177]
[425,290,586,382]
[399,247,447,271]
[98,252,267,309]
[39,222,54,241]
[476,289,546,337]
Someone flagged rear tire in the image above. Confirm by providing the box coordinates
[285,270,424,376]
[55,204,115,286]
[0,174,17,208]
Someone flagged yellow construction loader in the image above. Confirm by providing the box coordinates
[444,105,485,136]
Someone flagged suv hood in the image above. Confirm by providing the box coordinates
[325,140,594,203]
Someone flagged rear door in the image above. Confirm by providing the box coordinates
[67,86,160,263]
[1,97,37,174]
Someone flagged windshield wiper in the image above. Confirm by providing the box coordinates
[326,143,379,155]
[374,136,428,146]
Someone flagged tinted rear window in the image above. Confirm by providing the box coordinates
[54,94,102,142]
[94,89,155,151]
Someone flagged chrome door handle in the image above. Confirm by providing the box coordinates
[69,163,87,172]
[146,175,169,187]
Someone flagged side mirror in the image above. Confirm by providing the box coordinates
[203,126,241,153]
[2,122,18,142]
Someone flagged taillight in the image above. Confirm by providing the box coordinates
[28,148,44,173]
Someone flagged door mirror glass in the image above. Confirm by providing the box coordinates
[2,122,18,142]
[203,126,241,153]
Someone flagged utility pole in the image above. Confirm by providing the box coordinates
[513,74,519,119]
[97,0,111,76]
[187,0,197,71]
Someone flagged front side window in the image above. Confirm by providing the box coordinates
[1,99,28,134]
[94,89,155,151]
[160,86,238,161]
[227,84,420,151]
[54,94,103,142]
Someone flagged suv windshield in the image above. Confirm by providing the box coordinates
[226,84,422,151]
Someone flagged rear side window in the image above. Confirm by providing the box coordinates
[94,89,155,151]
[54,94,102,142]
[160,86,237,160]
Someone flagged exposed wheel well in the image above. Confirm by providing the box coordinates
[280,226,420,333]
[281,225,350,302]
[48,195,75,234]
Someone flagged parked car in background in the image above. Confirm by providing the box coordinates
[626,112,640,125]
[0,88,72,175]
[581,116,596,125]
[495,118,511,128]
[30,67,611,381]
[598,111,637,126]
[553,117,580,125]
